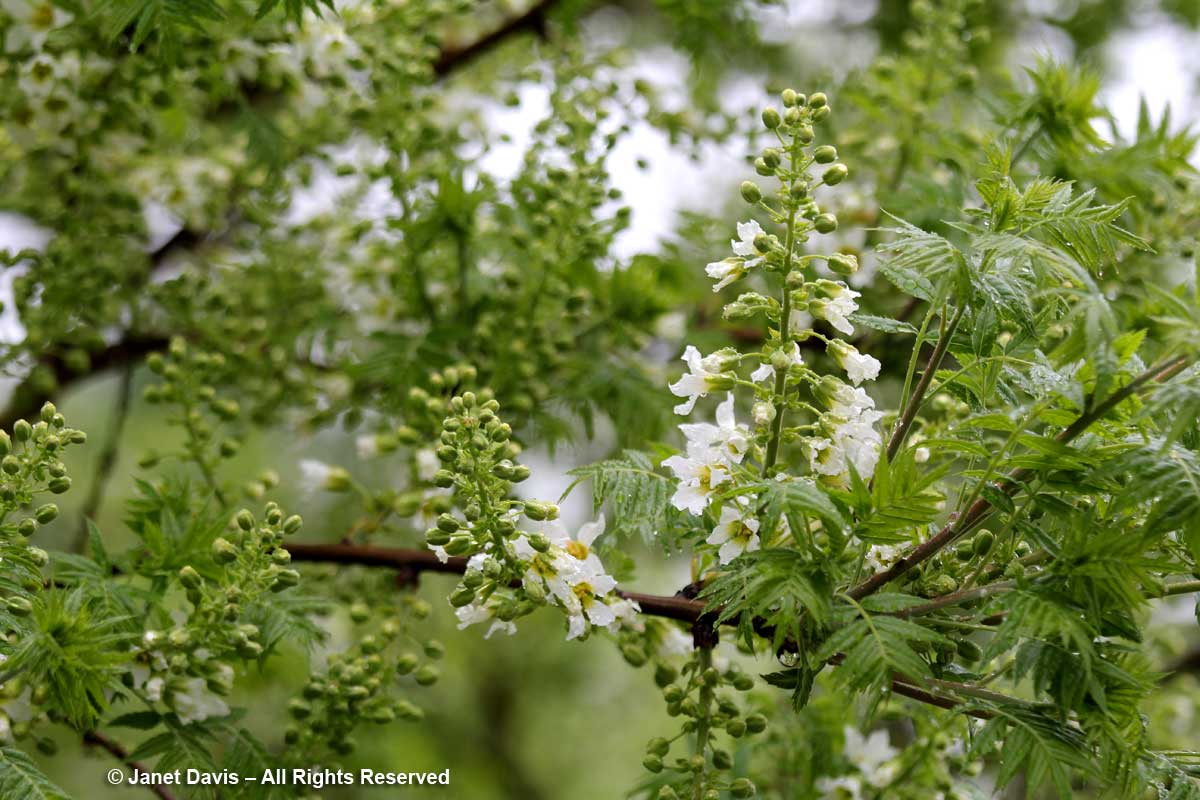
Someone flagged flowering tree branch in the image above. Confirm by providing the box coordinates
[286,542,989,718]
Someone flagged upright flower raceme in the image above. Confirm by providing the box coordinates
[663,88,886,567]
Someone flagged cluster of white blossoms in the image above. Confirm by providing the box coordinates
[454,514,639,641]
[663,394,749,517]
[665,200,886,565]
[808,382,885,481]
[128,631,233,726]
[816,726,900,799]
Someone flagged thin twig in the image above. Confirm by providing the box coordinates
[83,730,178,800]
[886,303,965,462]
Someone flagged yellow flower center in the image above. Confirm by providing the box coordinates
[530,555,556,578]
[572,582,595,606]
[566,541,589,560]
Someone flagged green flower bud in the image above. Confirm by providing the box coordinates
[48,477,72,494]
[761,107,781,129]
[621,644,648,667]
[436,514,461,533]
[288,698,312,719]
[740,181,762,204]
[235,510,255,531]
[17,518,37,537]
[647,737,670,757]
[211,537,239,564]
[450,586,476,607]
[523,501,558,521]
[712,748,733,770]
[657,787,679,800]
[642,755,663,773]
[654,663,677,687]
[813,145,838,164]
[349,603,370,623]
[524,579,546,602]
[796,124,814,144]
[271,569,301,592]
[0,431,10,455]
[2,456,19,475]
[426,528,451,547]
[826,253,859,275]
[424,640,445,660]
[179,565,203,590]
[396,700,424,721]
[528,533,551,553]
[689,754,705,773]
[726,718,747,737]
[822,163,848,186]
[414,665,439,686]
[663,685,684,703]
[443,535,475,557]
[510,465,531,482]
[34,504,58,525]
[973,531,995,556]
[13,419,32,442]
[808,92,827,108]
[745,714,767,734]
[781,88,798,107]
[814,213,838,233]
[732,674,755,691]
[395,654,419,675]
[731,778,757,798]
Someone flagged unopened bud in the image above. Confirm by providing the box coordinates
[740,181,762,204]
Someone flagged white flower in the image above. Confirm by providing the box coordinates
[170,678,230,725]
[749,342,804,384]
[679,394,750,465]
[816,775,864,800]
[809,385,884,482]
[663,449,731,514]
[669,345,732,415]
[862,543,903,575]
[752,401,775,426]
[706,257,745,291]
[843,726,899,787]
[454,600,517,639]
[145,676,165,703]
[810,282,860,335]
[2,0,73,53]
[706,505,761,563]
[788,308,815,336]
[415,447,440,481]
[731,220,765,261]
[828,340,880,385]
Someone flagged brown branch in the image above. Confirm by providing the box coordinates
[886,302,965,462]
[83,730,178,800]
[848,354,1192,601]
[286,542,994,718]
[433,0,558,76]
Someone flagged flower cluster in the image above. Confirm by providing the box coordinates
[283,596,436,762]
[641,648,764,799]
[665,89,886,572]
[425,391,635,640]
[126,503,303,726]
